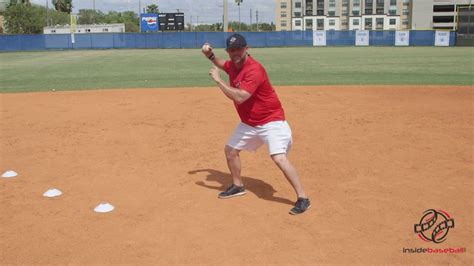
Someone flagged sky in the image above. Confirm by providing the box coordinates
[31,0,277,24]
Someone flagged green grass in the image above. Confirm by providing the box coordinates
[0,47,472,93]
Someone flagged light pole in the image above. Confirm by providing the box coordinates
[236,0,242,31]
[138,0,141,32]
[223,0,228,32]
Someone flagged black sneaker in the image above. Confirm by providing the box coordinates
[289,197,311,215]
[218,184,246,199]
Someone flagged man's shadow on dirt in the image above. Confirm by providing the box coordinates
[189,168,294,206]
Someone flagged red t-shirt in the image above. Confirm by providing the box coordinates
[223,56,285,127]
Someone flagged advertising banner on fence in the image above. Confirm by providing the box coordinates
[355,30,369,46]
[313,31,327,46]
[435,31,450,46]
[140,13,159,32]
[395,31,410,46]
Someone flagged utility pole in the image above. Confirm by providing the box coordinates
[138,0,142,32]
[256,10,259,32]
[46,0,50,26]
[250,8,252,30]
[223,0,228,32]
[236,0,242,32]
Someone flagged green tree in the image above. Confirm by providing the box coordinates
[10,0,31,4]
[146,4,159,14]
[4,3,44,33]
[194,23,223,32]
[4,1,69,34]
[101,11,139,32]
[257,22,275,31]
[52,0,72,14]
[77,9,105,24]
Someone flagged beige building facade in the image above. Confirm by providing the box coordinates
[276,0,293,31]
[411,0,472,30]
[275,0,472,31]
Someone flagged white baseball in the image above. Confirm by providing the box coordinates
[202,44,211,53]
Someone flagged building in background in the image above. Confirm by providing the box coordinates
[43,23,125,34]
[411,0,472,30]
[275,0,473,31]
[276,0,292,31]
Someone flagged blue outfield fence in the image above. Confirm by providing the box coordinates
[0,30,456,51]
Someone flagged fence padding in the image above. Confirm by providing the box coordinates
[0,31,456,51]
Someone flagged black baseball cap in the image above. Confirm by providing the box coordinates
[226,33,247,49]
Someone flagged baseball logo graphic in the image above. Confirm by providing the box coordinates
[414,209,455,243]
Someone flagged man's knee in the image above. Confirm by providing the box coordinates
[271,153,288,166]
[225,146,240,160]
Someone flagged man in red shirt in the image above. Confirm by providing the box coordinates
[202,34,310,215]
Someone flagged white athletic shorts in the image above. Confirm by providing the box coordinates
[226,120,293,155]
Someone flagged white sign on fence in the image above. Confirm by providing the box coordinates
[355,30,369,46]
[435,31,450,46]
[395,31,410,46]
[313,31,327,46]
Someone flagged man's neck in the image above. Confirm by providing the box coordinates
[235,54,248,70]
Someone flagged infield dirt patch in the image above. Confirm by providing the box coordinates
[1,85,472,264]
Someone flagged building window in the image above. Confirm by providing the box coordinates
[281,2,287,9]
[329,19,336,26]
[403,0,409,4]
[342,11,349,16]
[306,19,313,29]
[389,18,396,25]
[281,11,287,18]
[402,9,409,15]
[103,28,109,32]
[317,19,324,30]
[433,5,455,12]
[295,20,302,26]
[389,10,396,15]
[365,18,372,29]
[294,12,302,17]
[281,20,287,27]
[295,2,302,8]
[353,19,360,25]
[317,0,324,15]
[353,0,360,7]
[51,30,56,33]
[390,0,397,5]
[376,18,384,29]
[402,19,409,25]
[353,10,360,16]
[376,8,384,14]
[328,11,336,16]
[433,16,454,23]
[342,20,348,25]
[329,0,336,8]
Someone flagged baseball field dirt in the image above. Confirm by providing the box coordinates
[0,85,472,264]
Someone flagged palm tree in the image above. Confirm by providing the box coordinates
[52,0,72,14]
[146,4,159,14]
